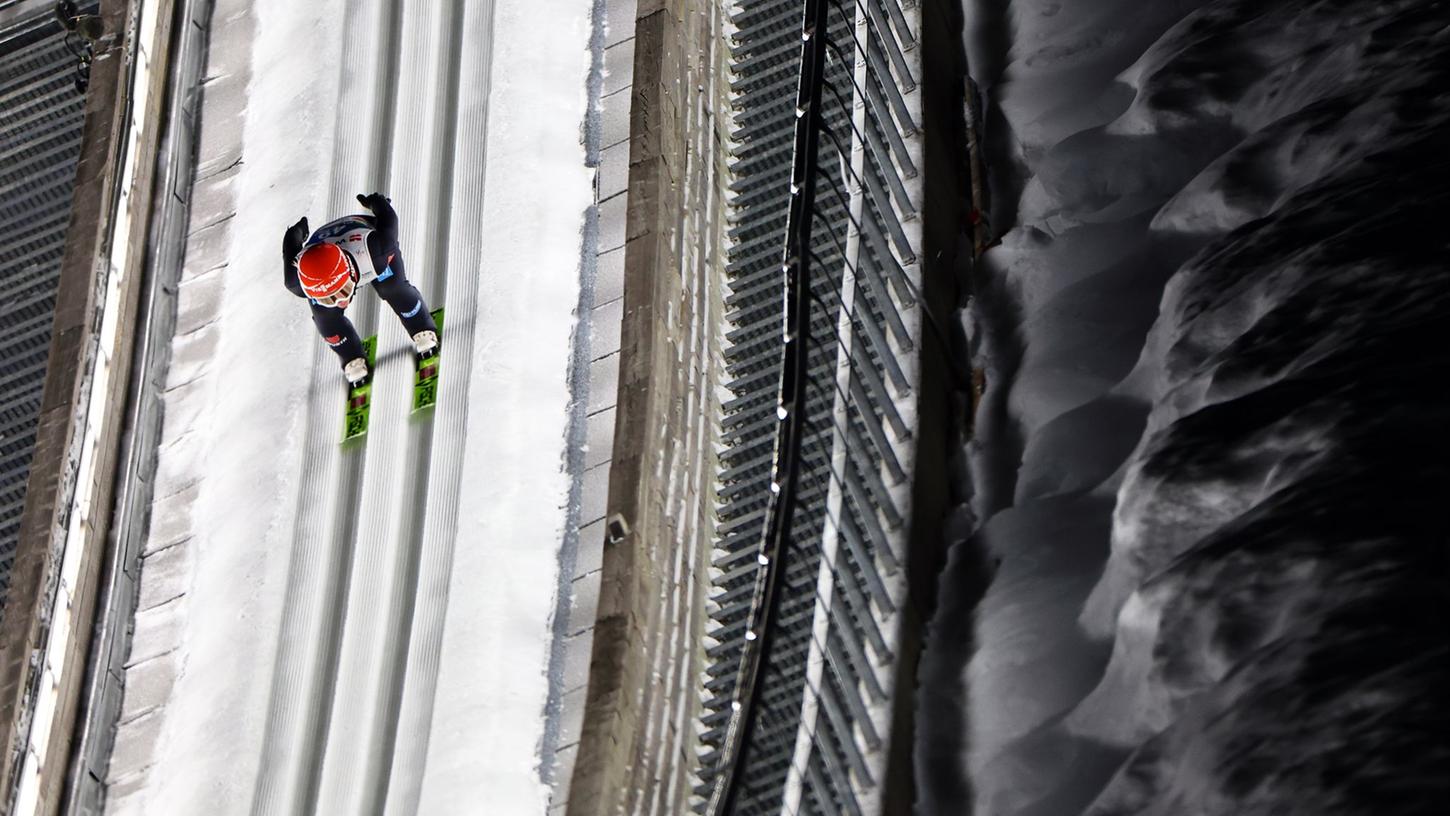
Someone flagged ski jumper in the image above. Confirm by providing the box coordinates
[282,198,437,366]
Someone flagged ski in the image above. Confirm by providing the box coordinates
[342,334,378,442]
[412,307,444,413]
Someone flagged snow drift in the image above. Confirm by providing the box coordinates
[920,1,1450,813]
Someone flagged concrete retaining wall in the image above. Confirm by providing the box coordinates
[566,1,730,813]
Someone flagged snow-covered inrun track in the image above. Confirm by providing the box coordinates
[253,0,488,812]
[104,1,594,813]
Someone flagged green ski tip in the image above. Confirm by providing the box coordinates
[412,308,445,414]
[341,334,378,442]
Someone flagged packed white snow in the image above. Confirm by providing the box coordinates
[104,0,595,813]
[919,0,1450,814]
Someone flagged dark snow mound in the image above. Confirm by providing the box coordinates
[924,0,1450,813]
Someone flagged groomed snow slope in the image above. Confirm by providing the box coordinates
[104,1,594,813]
[921,1,1449,814]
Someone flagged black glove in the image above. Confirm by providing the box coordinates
[283,217,309,258]
[357,192,390,210]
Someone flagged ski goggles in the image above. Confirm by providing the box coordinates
[312,274,357,308]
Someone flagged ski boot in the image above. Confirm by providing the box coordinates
[412,330,439,359]
[344,356,370,385]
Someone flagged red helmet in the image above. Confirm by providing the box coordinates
[297,243,357,304]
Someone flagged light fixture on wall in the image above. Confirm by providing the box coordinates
[55,1,103,94]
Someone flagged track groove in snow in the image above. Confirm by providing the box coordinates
[250,1,492,813]
[384,1,496,810]
[314,0,467,809]
[250,0,403,812]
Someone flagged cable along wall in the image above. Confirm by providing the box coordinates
[700,0,922,813]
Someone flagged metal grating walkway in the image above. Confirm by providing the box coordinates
[699,0,922,813]
[0,5,92,612]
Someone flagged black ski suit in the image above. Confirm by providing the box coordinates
[282,194,437,367]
